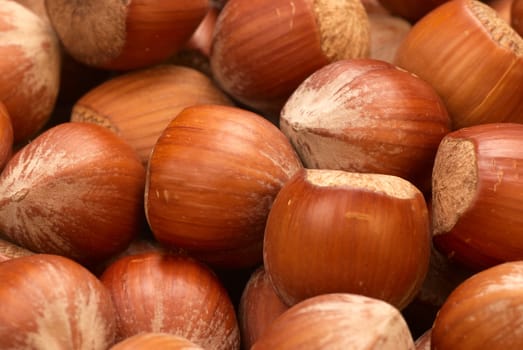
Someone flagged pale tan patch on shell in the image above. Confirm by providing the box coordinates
[476,263,523,295]
[45,0,128,66]
[0,1,61,138]
[431,137,478,235]
[0,125,135,257]
[287,294,415,349]
[71,105,119,134]
[468,0,523,56]
[312,0,371,60]
[21,260,114,350]
[0,238,33,259]
[305,168,419,199]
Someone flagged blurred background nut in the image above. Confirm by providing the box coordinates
[0,0,61,144]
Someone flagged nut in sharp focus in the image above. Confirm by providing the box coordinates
[145,104,303,269]
[263,168,431,310]
[280,58,450,193]
[432,123,523,270]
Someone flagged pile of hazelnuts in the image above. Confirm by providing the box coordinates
[0,0,523,349]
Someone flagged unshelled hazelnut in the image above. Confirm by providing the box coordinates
[100,252,240,349]
[0,122,146,265]
[432,123,523,270]
[71,64,232,165]
[210,0,370,117]
[0,1,61,143]
[145,104,302,269]
[45,0,209,70]
[0,254,116,349]
[394,0,523,129]
[280,58,450,192]
[238,266,289,349]
[264,168,431,310]
[432,261,523,349]
[252,293,416,349]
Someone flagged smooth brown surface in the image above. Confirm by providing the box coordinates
[0,102,13,170]
[210,0,369,117]
[100,252,240,349]
[377,0,449,22]
[145,104,302,269]
[489,0,513,22]
[394,0,523,129]
[210,0,330,115]
[513,0,523,35]
[238,266,289,349]
[263,169,431,310]
[432,261,523,349]
[71,64,232,165]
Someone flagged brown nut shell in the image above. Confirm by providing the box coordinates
[110,333,205,350]
[0,102,13,170]
[71,64,232,165]
[238,266,289,349]
[431,261,523,349]
[210,0,370,116]
[432,123,523,270]
[251,293,416,349]
[100,252,240,349]
[0,1,61,143]
[145,104,302,269]
[280,58,450,192]
[0,254,116,349]
[394,0,523,129]
[263,168,431,310]
[513,0,523,35]
[0,122,146,265]
[45,0,209,70]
